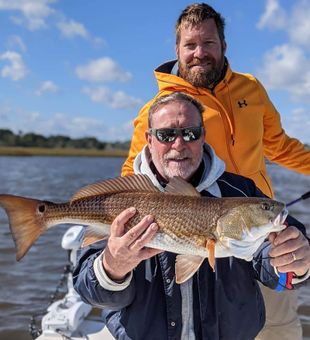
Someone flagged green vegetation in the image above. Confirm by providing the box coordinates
[0,129,130,157]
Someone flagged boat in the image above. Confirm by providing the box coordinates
[31,225,115,340]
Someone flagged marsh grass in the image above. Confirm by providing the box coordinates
[0,146,128,157]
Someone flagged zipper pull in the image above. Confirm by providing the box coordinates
[231,135,235,146]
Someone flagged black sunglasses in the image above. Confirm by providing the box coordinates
[149,126,203,143]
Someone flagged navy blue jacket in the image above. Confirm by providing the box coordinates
[73,172,306,340]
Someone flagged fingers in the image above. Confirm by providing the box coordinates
[271,226,300,247]
[123,215,155,247]
[270,244,310,276]
[103,216,159,281]
[269,226,310,276]
[269,226,307,258]
[110,207,136,237]
[128,222,159,251]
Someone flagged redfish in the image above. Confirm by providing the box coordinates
[0,175,286,283]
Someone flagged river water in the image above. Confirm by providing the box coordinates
[0,156,309,340]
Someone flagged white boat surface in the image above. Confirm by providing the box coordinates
[34,225,115,340]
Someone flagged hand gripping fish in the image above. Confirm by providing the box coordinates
[0,175,287,284]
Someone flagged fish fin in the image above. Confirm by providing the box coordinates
[82,225,110,247]
[71,174,159,202]
[175,254,204,284]
[206,239,216,272]
[0,194,48,261]
[165,177,200,197]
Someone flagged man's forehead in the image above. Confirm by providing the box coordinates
[179,19,219,39]
[151,102,201,127]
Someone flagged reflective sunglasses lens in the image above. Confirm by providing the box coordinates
[182,127,202,142]
[156,129,177,142]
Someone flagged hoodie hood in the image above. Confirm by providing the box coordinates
[133,143,225,197]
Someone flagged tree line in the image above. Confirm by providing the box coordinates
[0,129,130,150]
[1,128,308,151]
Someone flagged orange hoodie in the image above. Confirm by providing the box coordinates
[121,60,310,197]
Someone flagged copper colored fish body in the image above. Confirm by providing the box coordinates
[0,175,286,283]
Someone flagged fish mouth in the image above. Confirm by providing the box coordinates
[272,208,288,227]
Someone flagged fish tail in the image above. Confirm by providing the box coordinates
[0,194,48,261]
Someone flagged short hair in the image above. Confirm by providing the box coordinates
[148,92,204,128]
[175,3,225,45]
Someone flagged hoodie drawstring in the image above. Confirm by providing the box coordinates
[224,79,236,146]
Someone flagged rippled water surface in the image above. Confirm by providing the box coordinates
[0,157,309,340]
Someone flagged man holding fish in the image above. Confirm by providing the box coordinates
[121,3,310,339]
[72,92,310,340]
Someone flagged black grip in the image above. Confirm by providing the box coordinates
[301,191,310,200]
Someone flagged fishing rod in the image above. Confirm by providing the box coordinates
[286,191,310,207]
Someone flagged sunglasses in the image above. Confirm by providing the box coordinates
[149,126,203,143]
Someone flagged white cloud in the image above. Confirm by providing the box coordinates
[0,103,134,141]
[259,0,310,48]
[7,35,27,52]
[0,50,28,81]
[258,44,307,88]
[0,108,104,138]
[92,37,105,48]
[257,0,286,30]
[288,1,310,47]
[35,80,59,96]
[282,108,310,144]
[48,113,106,137]
[83,86,142,109]
[257,44,310,102]
[55,17,105,44]
[107,120,134,141]
[257,1,310,101]
[50,115,134,141]
[0,0,56,30]
[0,0,103,46]
[57,19,88,39]
[0,103,13,121]
[76,57,132,83]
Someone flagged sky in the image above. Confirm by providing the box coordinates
[0,0,309,143]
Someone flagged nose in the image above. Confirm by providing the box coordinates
[171,135,186,151]
[194,45,206,59]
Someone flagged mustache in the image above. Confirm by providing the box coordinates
[164,151,191,160]
[188,57,214,67]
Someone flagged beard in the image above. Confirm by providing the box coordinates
[161,150,202,180]
[178,54,225,88]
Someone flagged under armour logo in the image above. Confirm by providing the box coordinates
[238,99,248,108]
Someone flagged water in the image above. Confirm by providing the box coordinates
[0,157,124,340]
[0,157,309,340]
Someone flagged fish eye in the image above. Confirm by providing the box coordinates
[261,202,271,211]
[38,204,46,213]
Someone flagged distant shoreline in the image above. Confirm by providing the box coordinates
[0,146,129,157]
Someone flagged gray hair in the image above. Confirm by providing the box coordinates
[148,92,204,128]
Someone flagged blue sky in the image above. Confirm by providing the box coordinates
[0,0,309,143]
